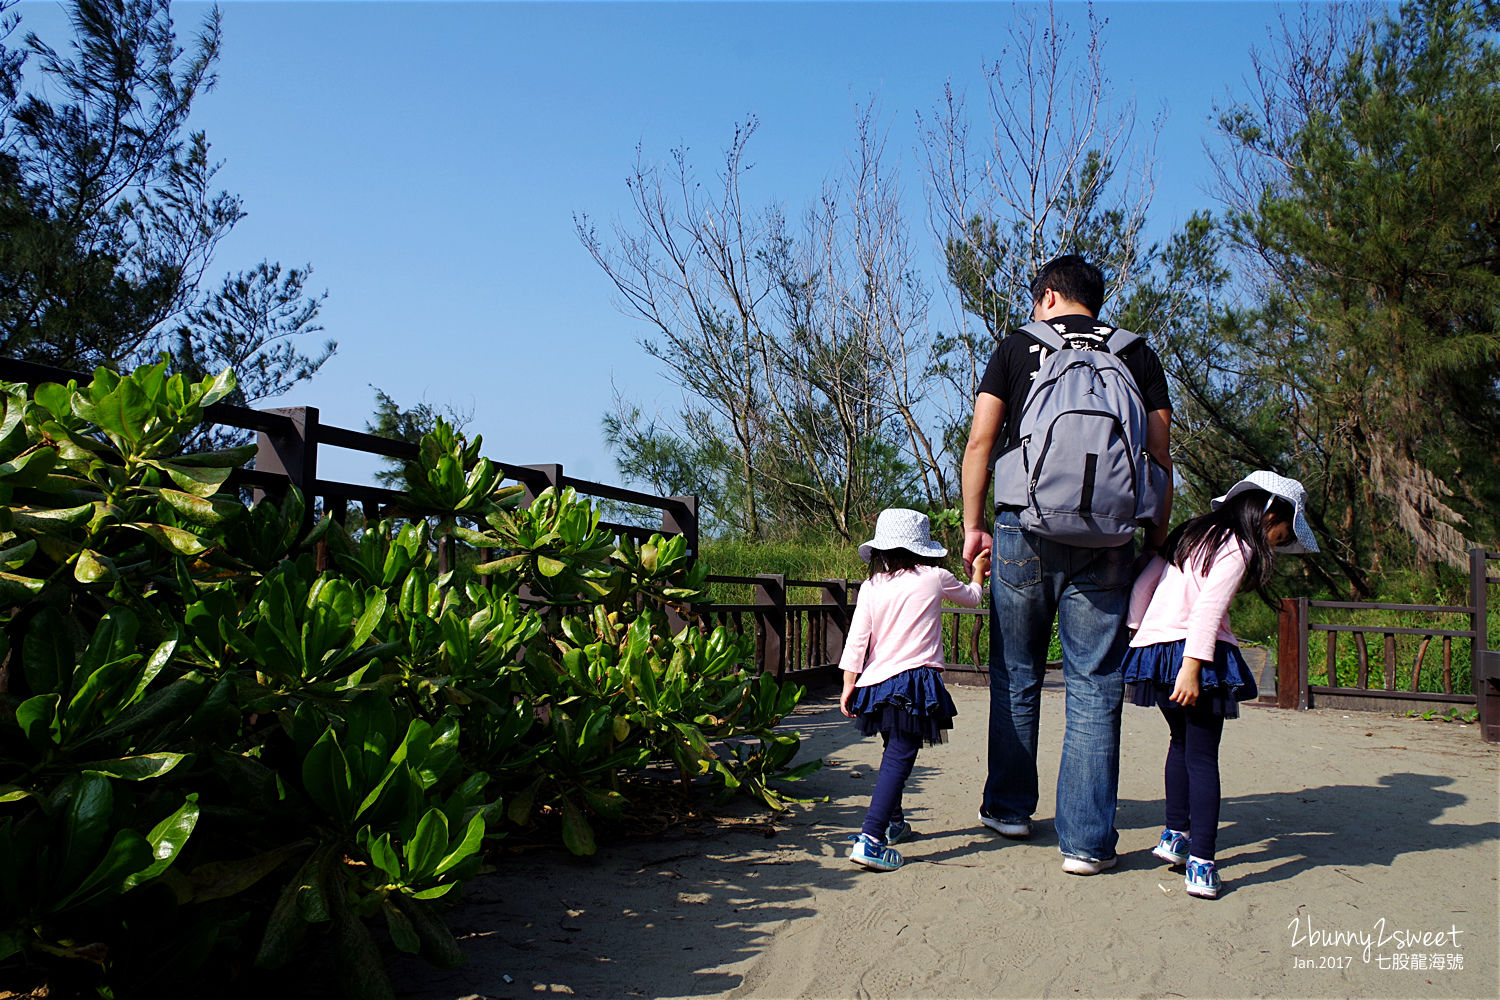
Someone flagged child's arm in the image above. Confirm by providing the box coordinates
[1127,554,1168,630]
[840,670,859,718]
[1170,656,1203,707]
[837,592,875,717]
[942,552,991,608]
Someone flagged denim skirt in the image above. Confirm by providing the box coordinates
[1121,639,1257,718]
[850,666,958,746]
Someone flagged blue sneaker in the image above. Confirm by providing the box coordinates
[850,833,903,872]
[1152,828,1189,867]
[1185,857,1221,899]
[885,819,914,845]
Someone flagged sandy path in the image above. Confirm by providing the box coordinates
[394,680,1498,1000]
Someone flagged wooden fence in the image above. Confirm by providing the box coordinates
[694,576,991,688]
[1274,548,1500,743]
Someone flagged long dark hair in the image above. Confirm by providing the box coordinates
[1161,488,1293,596]
[867,547,945,577]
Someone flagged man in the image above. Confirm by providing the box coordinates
[961,254,1173,875]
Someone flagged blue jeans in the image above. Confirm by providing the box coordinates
[983,510,1133,861]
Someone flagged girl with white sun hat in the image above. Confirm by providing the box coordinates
[1122,470,1318,899]
[841,508,990,872]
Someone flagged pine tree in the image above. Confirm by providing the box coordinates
[0,0,332,411]
[1203,0,1499,582]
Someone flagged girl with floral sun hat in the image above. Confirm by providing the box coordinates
[1122,470,1319,898]
[840,508,989,872]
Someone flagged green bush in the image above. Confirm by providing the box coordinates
[0,363,815,998]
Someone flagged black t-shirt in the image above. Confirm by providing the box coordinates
[977,314,1172,463]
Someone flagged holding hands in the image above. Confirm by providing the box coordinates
[969,548,991,588]
[962,526,992,577]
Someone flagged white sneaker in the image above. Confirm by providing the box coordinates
[978,809,1031,839]
[1061,854,1118,876]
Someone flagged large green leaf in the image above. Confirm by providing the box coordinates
[432,813,486,877]
[255,851,322,970]
[351,588,387,648]
[122,795,200,889]
[366,832,402,882]
[22,608,71,697]
[54,828,153,911]
[168,443,259,468]
[558,795,596,856]
[0,570,45,602]
[65,655,145,737]
[15,693,61,748]
[506,776,542,826]
[382,898,421,954]
[79,673,210,749]
[473,553,525,576]
[0,445,58,487]
[331,890,396,1000]
[10,503,93,534]
[403,809,449,878]
[158,489,242,527]
[189,843,309,904]
[392,895,466,969]
[131,521,210,556]
[80,753,188,782]
[73,548,115,583]
[125,630,178,708]
[558,791,597,857]
[155,460,235,496]
[0,538,37,569]
[198,368,238,408]
[302,729,354,823]
[59,772,117,889]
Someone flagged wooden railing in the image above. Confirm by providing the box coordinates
[697,574,991,686]
[1275,548,1499,743]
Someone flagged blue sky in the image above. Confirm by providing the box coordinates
[12,1,1349,487]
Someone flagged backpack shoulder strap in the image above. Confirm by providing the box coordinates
[1018,320,1067,353]
[1104,326,1142,354]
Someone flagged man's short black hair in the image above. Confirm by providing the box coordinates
[1029,254,1105,316]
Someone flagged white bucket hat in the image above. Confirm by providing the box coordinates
[1211,470,1319,554]
[858,508,947,562]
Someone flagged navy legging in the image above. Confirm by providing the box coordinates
[860,730,920,842]
[1155,689,1225,860]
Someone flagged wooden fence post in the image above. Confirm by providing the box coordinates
[1473,547,1500,744]
[255,406,319,534]
[755,574,787,677]
[1296,597,1310,710]
[520,463,563,504]
[1276,597,1298,709]
[662,496,699,566]
[820,578,850,667]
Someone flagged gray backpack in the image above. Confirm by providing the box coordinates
[993,321,1168,547]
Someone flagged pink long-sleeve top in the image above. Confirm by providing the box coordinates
[1127,538,1251,661]
[839,565,984,686]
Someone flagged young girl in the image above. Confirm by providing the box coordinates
[840,508,989,872]
[1123,470,1319,898]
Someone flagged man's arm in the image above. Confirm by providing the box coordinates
[961,392,1005,573]
[1144,407,1173,550]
